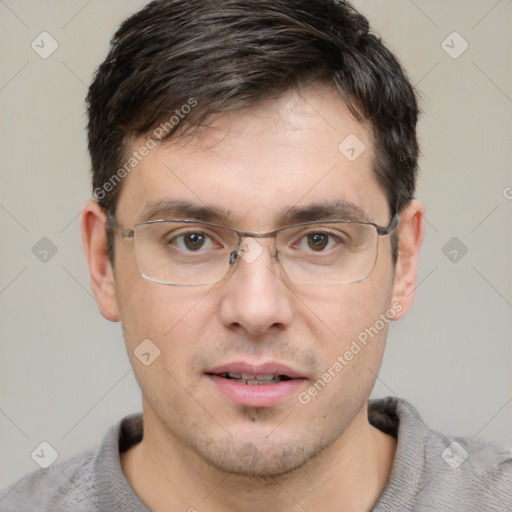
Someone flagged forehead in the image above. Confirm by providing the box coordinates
[116,87,388,228]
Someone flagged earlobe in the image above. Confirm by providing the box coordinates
[390,200,425,320]
[81,200,120,322]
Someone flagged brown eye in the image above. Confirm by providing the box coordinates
[169,232,213,252]
[183,233,206,251]
[307,233,329,251]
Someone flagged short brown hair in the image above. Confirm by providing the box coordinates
[86,0,420,261]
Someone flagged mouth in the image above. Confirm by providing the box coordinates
[205,362,307,408]
[213,372,293,385]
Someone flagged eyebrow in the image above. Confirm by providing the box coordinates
[137,199,231,223]
[136,198,370,225]
[276,200,370,225]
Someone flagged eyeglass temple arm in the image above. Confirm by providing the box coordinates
[376,212,399,235]
[105,213,134,239]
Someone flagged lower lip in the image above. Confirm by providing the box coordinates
[207,375,307,408]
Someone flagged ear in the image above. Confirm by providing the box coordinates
[390,199,425,320]
[81,200,120,322]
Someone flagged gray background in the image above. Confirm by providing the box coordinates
[1,0,511,488]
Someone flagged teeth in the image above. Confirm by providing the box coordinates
[228,373,280,380]
[221,372,282,384]
[218,372,292,384]
[255,374,276,381]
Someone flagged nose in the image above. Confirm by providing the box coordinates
[217,238,294,336]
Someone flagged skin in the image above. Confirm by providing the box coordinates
[82,85,424,512]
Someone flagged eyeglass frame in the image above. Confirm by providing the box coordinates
[106,212,399,286]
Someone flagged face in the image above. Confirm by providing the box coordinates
[105,87,406,476]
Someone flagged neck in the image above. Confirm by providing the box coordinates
[121,403,396,512]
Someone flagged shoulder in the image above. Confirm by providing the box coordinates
[429,429,512,508]
[371,397,512,511]
[0,413,144,512]
[396,397,512,473]
[0,448,98,512]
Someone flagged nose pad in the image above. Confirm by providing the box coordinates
[229,250,238,265]
[236,237,264,264]
[227,237,279,277]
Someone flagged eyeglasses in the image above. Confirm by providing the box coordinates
[107,213,399,286]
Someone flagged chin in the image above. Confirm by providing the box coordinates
[190,436,328,478]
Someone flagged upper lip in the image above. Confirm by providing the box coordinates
[206,361,306,379]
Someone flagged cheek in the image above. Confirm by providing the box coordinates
[116,269,217,367]
[298,291,392,420]
[116,285,208,404]
[294,266,394,405]
[116,278,161,347]
[301,277,392,346]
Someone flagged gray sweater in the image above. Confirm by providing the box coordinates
[1,397,511,511]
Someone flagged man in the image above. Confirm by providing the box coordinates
[1,0,510,510]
